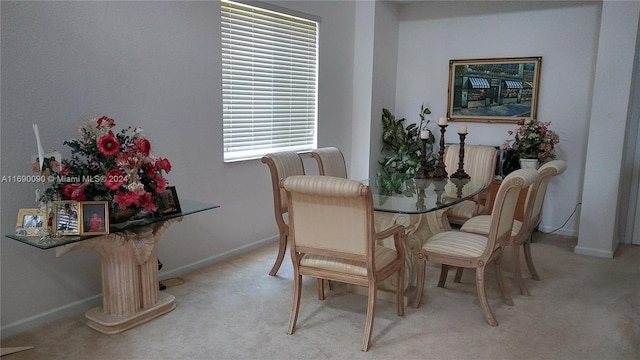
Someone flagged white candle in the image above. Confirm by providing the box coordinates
[420,129,430,139]
[439,117,448,126]
[458,125,468,134]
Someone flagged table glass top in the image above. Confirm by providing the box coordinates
[364,176,488,214]
[6,199,219,250]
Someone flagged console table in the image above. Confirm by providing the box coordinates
[6,199,219,334]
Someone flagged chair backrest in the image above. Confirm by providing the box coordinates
[444,144,498,188]
[283,175,373,261]
[524,159,567,230]
[310,147,348,178]
[485,168,539,257]
[261,152,305,231]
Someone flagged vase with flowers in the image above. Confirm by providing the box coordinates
[42,116,172,222]
[503,118,560,170]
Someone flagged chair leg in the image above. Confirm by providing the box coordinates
[287,272,302,335]
[317,278,325,300]
[476,266,498,326]
[454,267,464,283]
[361,284,377,352]
[495,256,514,306]
[269,233,287,276]
[413,256,427,308]
[513,245,530,296]
[523,241,541,281]
[437,264,450,288]
[396,264,405,317]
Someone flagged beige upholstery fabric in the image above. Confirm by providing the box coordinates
[459,160,567,295]
[461,215,522,236]
[283,175,406,351]
[443,145,498,225]
[300,245,398,276]
[414,169,539,326]
[423,231,488,258]
[310,147,348,178]
[261,151,305,276]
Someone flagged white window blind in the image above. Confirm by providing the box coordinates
[222,0,318,162]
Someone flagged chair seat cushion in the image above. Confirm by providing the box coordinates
[460,215,522,236]
[447,200,486,222]
[422,231,489,258]
[300,245,397,276]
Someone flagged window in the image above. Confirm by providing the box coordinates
[221,0,318,162]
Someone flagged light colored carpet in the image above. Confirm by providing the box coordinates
[1,233,639,359]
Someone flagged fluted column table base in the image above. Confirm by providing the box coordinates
[56,218,181,334]
[84,292,175,334]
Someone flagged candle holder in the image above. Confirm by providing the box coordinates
[450,132,470,179]
[450,177,470,199]
[432,178,447,206]
[432,124,448,179]
[415,137,430,179]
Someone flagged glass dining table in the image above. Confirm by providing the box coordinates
[359,176,489,303]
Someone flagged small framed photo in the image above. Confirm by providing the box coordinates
[80,201,109,235]
[159,186,181,215]
[15,208,48,236]
[53,200,80,236]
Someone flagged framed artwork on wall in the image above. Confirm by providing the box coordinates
[447,56,542,123]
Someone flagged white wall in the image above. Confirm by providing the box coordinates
[0,0,357,337]
[393,1,602,236]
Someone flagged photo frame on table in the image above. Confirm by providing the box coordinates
[159,186,181,215]
[15,208,48,236]
[52,200,80,236]
[80,201,109,236]
[447,56,542,123]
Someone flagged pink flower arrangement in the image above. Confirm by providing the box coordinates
[44,116,172,214]
[503,119,560,162]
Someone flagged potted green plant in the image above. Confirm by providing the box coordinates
[377,106,437,194]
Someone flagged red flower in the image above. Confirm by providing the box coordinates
[97,116,115,129]
[155,158,171,173]
[59,166,70,175]
[143,163,156,178]
[138,192,158,212]
[104,168,127,190]
[134,138,151,156]
[97,132,120,156]
[62,183,87,201]
[113,191,140,209]
[150,175,167,193]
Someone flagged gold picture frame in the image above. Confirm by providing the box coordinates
[15,208,48,236]
[80,201,110,236]
[52,200,80,236]
[447,56,542,123]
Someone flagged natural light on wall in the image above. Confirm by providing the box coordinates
[221,0,319,162]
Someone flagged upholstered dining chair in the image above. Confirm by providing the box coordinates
[310,147,348,178]
[282,175,406,352]
[413,168,539,326]
[443,144,498,226]
[261,151,305,276]
[458,160,567,295]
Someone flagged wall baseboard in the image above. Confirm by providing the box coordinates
[574,245,614,258]
[0,236,279,339]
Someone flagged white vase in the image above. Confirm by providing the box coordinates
[519,158,539,170]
